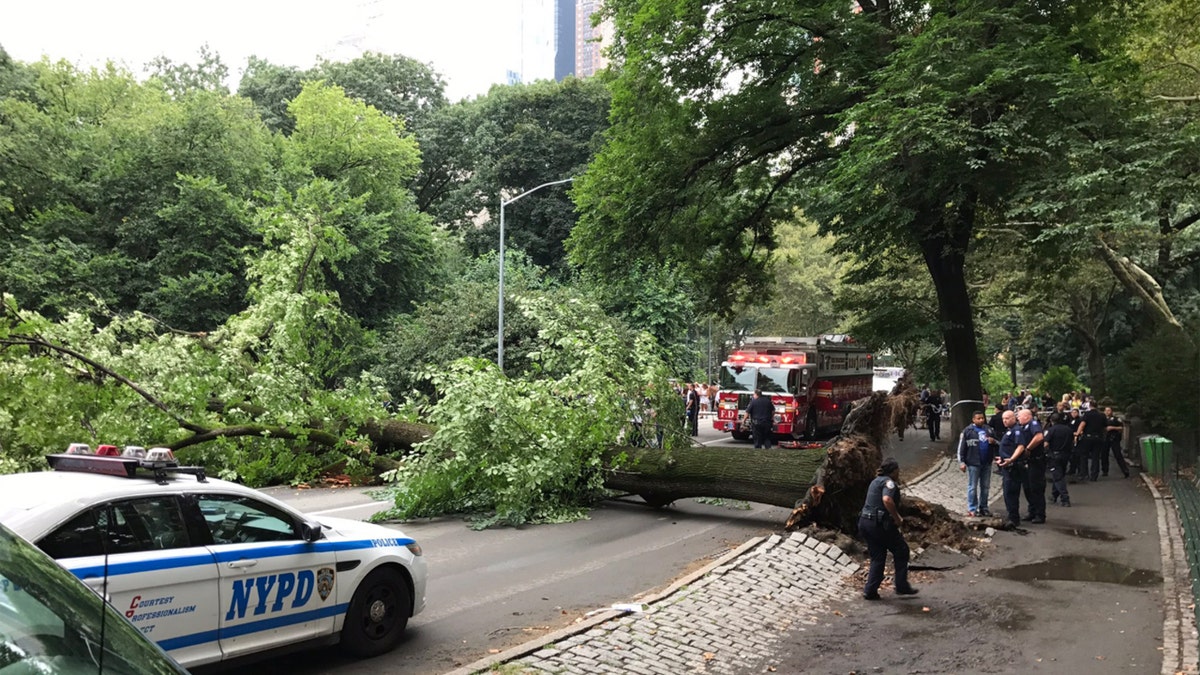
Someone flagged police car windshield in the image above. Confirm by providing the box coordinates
[0,524,186,674]
[719,366,790,394]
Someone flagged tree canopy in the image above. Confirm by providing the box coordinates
[569,0,1162,411]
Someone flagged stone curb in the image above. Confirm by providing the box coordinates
[1146,472,1200,675]
[442,535,769,675]
[906,457,952,488]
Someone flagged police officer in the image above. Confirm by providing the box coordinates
[1079,403,1108,481]
[1043,412,1073,507]
[924,389,943,441]
[858,458,919,600]
[996,410,1029,527]
[1103,406,1131,478]
[1018,408,1046,524]
[745,389,775,449]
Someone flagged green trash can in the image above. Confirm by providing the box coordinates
[1141,435,1161,474]
[1154,437,1175,475]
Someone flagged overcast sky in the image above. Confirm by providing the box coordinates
[2,0,529,101]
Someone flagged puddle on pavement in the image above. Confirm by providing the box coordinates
[1053,525,1125,542]
[988,556,1160,586]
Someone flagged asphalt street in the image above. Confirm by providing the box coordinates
[456,418,1196,674]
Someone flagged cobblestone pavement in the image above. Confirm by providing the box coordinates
[465,532,858,675]
[451,457,1198,674]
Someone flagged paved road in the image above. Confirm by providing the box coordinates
[198,418,802,675]
[469,445,1193,674]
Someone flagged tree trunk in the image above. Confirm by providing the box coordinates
[919,214,984,440]
[1096,237,1194,349]
[600,394,890,530]
[602,446,827,508]
[598,392,978,547]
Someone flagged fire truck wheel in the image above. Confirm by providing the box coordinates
[803,409,819,441]
[731,430,751,442]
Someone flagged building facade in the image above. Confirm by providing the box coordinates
[574,0,611,78]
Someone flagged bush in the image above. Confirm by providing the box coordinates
[1033,366,1084,401]
[376,295,686,528]
[981,361,1014,401]
[1108,329,1200,442]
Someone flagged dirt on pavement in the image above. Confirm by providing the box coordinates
[763,474,1165,674]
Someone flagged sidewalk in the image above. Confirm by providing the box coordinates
[448,444,1199,674]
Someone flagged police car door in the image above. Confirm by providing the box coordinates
[198,493,338,659]
[37,496,222,667]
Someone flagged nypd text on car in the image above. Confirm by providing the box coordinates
[0,445,426,669]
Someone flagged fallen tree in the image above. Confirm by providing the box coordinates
[600,390,979,549]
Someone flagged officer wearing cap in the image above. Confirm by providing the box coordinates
[858,457,919,600]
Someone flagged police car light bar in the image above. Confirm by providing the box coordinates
[47,445,208,485]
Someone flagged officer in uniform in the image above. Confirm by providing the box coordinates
[996,410,1030,527]
[1018,408,1046,524]
[1043,412,1073,507]
[1079,404,1108,480]
[1103,406,1131,478]
[858,458,919,600]
[745,389,775,449]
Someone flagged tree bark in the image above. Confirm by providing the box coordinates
[1095,237,1193,349]
[601,393,891,530]
[918,208,984,439]
[602,446,827,508]
[598,392,978,546]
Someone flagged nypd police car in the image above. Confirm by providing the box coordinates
[0,446,426,669]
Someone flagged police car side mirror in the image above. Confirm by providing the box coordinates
[300,520,324,543]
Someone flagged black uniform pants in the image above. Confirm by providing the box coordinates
[1049,454,1071,505]
[1023,457,1047,520]
[858,516,912,596]
[1103,438,1130,477]
[751,420,773,448]
[927,413,941,441]
[687,410,699,436]
[1068,438,1084,477]
[1000,463,1027,526]
[1081,435,1104,480]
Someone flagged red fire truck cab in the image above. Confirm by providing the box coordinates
[713,335,873,441]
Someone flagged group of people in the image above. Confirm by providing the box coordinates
[956,394,1128,526]
[679,382,719,437]
[859,392,1130,601]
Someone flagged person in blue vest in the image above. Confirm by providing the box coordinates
[957,410,997,517]
[858,458,919,600]
[996,410,1031,527]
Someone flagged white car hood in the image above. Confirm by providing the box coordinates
[313,514,411,540]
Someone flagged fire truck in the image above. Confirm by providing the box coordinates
[713,335,874,441]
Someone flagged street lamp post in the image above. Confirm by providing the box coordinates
[498,177,574,372]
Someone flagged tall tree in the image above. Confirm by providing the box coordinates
[453,78,611,276]
[0,59,275,329]
[281,81,438,327]
[145,44,231,97]
[570,0,1133,410]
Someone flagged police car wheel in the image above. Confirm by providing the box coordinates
[341,567,411,657]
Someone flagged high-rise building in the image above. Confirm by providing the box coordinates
[517,0,575,83]
[518,0,557,83]
[554,0,576,80]
[575,0,611,78]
